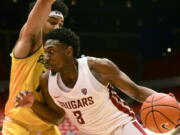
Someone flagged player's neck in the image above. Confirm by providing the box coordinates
[60,59,78,85]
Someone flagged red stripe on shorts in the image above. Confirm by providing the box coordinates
[133,121,147,135]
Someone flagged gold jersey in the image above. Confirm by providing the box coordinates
[5,46,46,121]
[3,46,61,134]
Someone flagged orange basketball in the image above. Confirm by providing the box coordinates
[140,93,180,133]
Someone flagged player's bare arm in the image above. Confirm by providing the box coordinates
[15,72,66,125]
[14,0,55,58]
[31,100,65,125]
[38,71,65,123]
[15,89,65,125]
[15,91,64,125]
[88,57,157,103]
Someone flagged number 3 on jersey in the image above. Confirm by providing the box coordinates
[73,110,85,124]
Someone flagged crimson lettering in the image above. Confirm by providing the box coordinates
[57,96,94,109]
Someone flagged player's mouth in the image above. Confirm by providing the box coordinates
[47,65,53,70]
[48,65,57,71]
[44,63,53,70]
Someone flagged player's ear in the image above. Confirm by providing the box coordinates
[65,46,73,57]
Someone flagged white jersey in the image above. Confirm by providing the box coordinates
[48,57,135,135]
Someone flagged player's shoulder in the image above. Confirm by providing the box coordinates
[87,56,115,67]
[87,56,117,73]
[87,56,112,66]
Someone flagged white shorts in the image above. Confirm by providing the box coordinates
[77,120,147,135]
[111,120,147,135]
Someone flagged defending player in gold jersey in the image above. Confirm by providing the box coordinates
[2,0,68,134]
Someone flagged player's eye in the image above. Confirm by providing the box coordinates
[50,22,55,25]
[49,20,58,25]
[50,50,54,54]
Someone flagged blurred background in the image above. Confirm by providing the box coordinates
[0,0,180,134]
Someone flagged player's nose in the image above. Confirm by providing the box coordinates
[44,53,50,60]
[54,24,60,29]
[44,55,50,69]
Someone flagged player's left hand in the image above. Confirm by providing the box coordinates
[14,90,35,108]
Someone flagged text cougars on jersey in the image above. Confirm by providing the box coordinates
[57,96,94,109]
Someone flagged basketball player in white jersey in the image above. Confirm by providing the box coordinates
[16,27,158,135]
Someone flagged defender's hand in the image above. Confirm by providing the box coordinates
[14,90,35,108]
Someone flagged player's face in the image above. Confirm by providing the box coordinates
[44,39,72,72]
[43,16,64,35]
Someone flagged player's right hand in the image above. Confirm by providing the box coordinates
[14,90,35,108]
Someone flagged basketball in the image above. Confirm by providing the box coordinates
[140,93,180,133]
